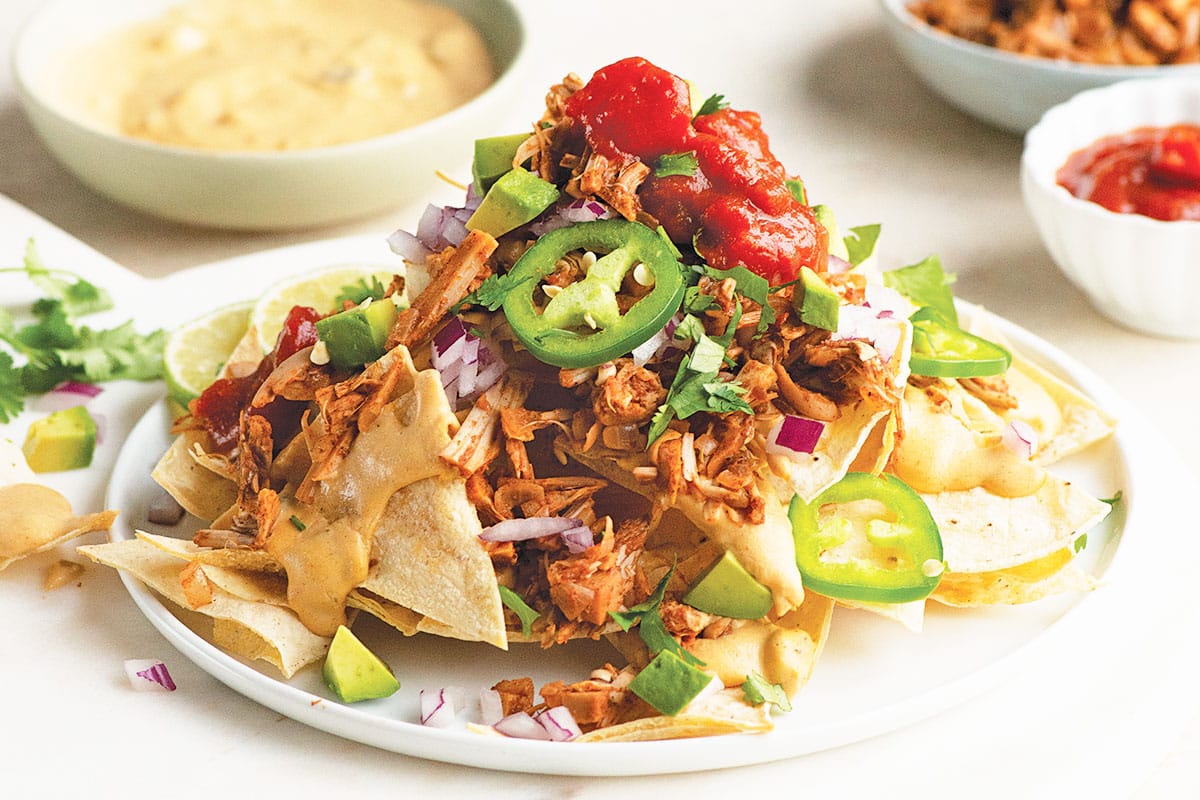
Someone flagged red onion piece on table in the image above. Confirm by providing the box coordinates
[124,659,176,692]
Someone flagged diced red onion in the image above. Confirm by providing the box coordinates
[53,381,102,398]
[560,524,595,554]
[832,304,902,363]
[479,688,505,726]
[35,381,103,413]
[1002,419,1038,460]
[386,229,428,263]
[392,189,483,260]
[124,659,176,692]
[493,711,551,740]
[766,415,826,456]
[827,254,853,274]
[529,197,615,236]
[536,706,582,741]
[480,517,581,543]
[420,687,465,728]
[864,283,909,319]
[432,318,507,408]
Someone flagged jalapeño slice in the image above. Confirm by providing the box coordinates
[789,472,944,604]
[500,219,686,369]
[908,307,1011,379]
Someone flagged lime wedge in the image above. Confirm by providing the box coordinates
[249,264,401,354]
[163,301,254,406]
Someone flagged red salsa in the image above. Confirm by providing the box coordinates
[564,57,827,285]
[1056,124,1200,222]
[190,305,321,452]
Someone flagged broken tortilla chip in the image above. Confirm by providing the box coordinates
[78,538,328,678]
[926,476,1110,574]
[0,482,116,571]
[360,474,507,648]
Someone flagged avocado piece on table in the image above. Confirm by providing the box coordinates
[21,406,97,473]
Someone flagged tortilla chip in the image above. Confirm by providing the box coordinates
[964,308,1116,464]
[574,689,773,742]
[570,448,804,615]
[0,483,117,571]
[78,538,328,677]
[926,476,1110,574]
[360,475,507,648]
[152,431,236,521]
[346,588,423,635]
[933,548,1096,606]
[136,529,284,574]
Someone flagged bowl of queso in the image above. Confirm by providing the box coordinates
[1022,76,1200,339]
[13,0,528,230]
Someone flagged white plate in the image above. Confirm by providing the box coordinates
[96,231,1141,776]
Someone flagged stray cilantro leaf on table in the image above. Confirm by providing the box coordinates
[0,239,166,423]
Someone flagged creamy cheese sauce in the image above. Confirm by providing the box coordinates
[65,0,496,151]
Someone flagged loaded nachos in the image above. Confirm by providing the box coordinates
[79,57,1117,742]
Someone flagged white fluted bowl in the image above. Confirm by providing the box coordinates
[1022,77,1200,339]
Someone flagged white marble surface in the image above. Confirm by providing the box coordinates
[3,1,1200,797]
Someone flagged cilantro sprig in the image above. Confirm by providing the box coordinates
[646,304,750,445]
[334,276,388,307]
[461,272,533,312]
[0,239,165,423]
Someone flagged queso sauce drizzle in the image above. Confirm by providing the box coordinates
[1056,124,1200,222]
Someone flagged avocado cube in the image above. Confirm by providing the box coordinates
[628,650,715,716]
[681,550,773,619]
[322,625,400,703]
[21,405,97,473]
[812,204,850,261]
[314,298,398,369]
[466,167,560,239]
[796,266,840,332]
[472,132,531,196]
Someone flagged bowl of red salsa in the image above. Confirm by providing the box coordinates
[1022,77,1200,339]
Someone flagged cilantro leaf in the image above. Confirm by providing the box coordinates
[1101,491,1123,507]
[1073,533,1088,554]
[682,286,717,315]
[462,272,531,311]
[20,240,112,317]
[610,567,704,666]
[654,151,698,178]
[703,380,753,414]
[703,265,775,333]
[694,93,728,118]
[742,672,792,712]
[334,276,387,307]
[882,254,958,325]
[844,223,882,267]
[499,586,540,638]
[0,352,23,423]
